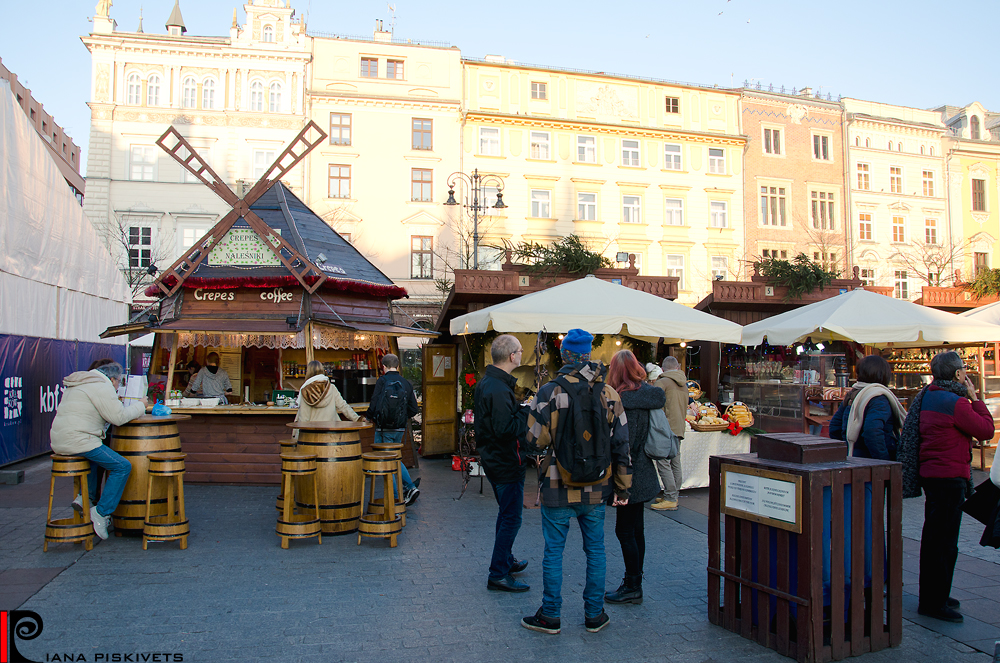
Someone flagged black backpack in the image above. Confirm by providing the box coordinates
[551,368,614,486]
[375,378,409,429]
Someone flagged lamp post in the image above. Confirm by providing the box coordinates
[444,168,506,269]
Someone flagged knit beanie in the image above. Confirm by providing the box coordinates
[646,363,663,381]
[560,328,593,364]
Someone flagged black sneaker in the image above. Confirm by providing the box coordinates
[413,477,421,488]
[917,605,963,623]
[404,487,420,506]
[521,609,560,634]
[946,597,961,609]
[585,610,610,632]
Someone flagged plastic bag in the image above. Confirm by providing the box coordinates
[151,401,172,417]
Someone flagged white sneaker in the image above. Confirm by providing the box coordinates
[404,487,420,506]
[90,506,110,540]
[72,494,84,514]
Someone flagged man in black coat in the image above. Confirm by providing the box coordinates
[474,334,530,592]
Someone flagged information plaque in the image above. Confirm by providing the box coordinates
[721,464,802,533]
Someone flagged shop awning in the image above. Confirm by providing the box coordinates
[348,322,438,337]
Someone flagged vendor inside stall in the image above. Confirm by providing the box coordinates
[183,352,233,403]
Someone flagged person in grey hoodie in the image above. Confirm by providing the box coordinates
[652,356,687,510]
[49,361,146,540]
[293,360,360,439]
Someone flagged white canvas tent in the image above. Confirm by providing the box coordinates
[960,301,1000,325]
[740,289,1000,347]
[0,79,129,340]
[449,275,743,343]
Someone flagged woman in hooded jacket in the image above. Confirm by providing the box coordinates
[292,361,360,440]
[604,350,666,605]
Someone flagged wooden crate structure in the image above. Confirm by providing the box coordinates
[708,435,902,662]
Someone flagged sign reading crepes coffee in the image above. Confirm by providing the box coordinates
[208,228,283,266]
[182,287,301,315]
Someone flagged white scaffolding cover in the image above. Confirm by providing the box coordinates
[0,80,128,343]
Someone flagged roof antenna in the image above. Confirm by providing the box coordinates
[387,3,396,34]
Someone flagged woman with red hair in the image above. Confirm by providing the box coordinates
[604,349,665,605]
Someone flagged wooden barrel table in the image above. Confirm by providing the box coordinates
[287,420,371,535]
[109,414,191,535]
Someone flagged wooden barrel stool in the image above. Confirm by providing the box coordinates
[358,451,402,548]
[142,453,190,550]
[370,442,406,527]
[276,453,322,549]
[276,439,297,513]
[44,455,94,552]
[292,424,365,535]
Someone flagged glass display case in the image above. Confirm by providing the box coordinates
[733,381,808,433]
[886,348,979,394]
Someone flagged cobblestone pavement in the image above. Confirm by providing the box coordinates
[0,454,996,662]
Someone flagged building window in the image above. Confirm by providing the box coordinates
[894,270,909,299]
[858,213,873,241]
[888,141,894,151]
[252,150,275,180]
[860,268,876,286]
[262,25,274,42]
[412,118,432,150]
[890,166,902,194]
[921,146,926,155]
[181,77,197,108]
[898,142,903,152]
[665,96,679,114]
[764,128,782,155]
[892,216,906,243]
[479,127,500,156]
[386,60,404,80]
[762,249,788,260]
[976,252,989,275]
[250,81,264,112]
[866,138,871,148]
[708,148,726,174]
[269,82,282,113]
[411,168,432,202]
[973,178,987,211]
[530,131,550,160]
[130,146,156,181]
[577,135,596,163]
[531,190,551,218]
[810,191,835,230]
[857,163,870,190]
[663,143,682,170]
[202,79,216,109]
[922,170,935,197]
[126,73,142,105]
[330,113,352,145]
[411,236,433,279]
[179,227,207,252]
[128,227,152,268]
[622,196,642,224]
[971,116,981,140]
[925,218,937,245]
[147,74,161,106]
[328,164,351,198]
[664,198,684,226]
[930,146,935,156]
[622,139,640,167]
[361,58,378,78]
[711,256,728,280]
[710,201,728,228]
[760,186,787,226]
[665,254,685,289]
[531,82,547,100]
[577,192,597,221]
[813,252,837,270]
[813,134,830,161]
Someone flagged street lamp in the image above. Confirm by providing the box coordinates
[444,168,506,270]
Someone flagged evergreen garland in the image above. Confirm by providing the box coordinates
[753,253,840,300]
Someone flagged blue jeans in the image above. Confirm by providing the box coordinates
[81,444,132,518]
[540,503,606,620]
[488,479,524,579]
[375,429,415,495]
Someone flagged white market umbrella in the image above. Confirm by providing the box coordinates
[960,300,1000,325]
[449,275,742,344]
[740,288,1000,347]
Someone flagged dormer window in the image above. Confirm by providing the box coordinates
[971,115,981,140]
[169,26,182,36]
[263,25,274,42]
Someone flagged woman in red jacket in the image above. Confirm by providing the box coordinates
[912,351,994,623]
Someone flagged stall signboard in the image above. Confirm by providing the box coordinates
[0,334,125,466]
[182,287,302,316]
[208,228,283,266]
[721,463,802,533]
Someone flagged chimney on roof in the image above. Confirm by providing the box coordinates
[166,0,187,36]
[374,19,391,42]
[799,87,813,97]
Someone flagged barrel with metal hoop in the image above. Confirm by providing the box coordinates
[287,420,371,535]
[108,414,191,534]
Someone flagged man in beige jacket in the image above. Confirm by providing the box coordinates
[652,356,687,510]
[50,362,146,539]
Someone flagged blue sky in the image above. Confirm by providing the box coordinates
[3,0,998,166]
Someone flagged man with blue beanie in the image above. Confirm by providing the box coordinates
[521,329,632,634]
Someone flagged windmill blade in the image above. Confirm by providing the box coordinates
[155,126,240,207]
[153,206,246,296]
[242,210,328,293]
[242,120,328,207]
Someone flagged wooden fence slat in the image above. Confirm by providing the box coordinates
[740,518,754,639]
[776,528,791,657]
[808,472,826,663]
[870,465,887,651]
[851,468,870,656]
[831,469,847,660]
[709,456,722,625]
[758,523,772,649]
[725,513,738,633]
[887,464,904,647]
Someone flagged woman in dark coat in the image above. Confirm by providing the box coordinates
[829,355,906,461]
[605,349,666,605]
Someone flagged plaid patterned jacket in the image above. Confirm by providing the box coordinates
[526,361,632,507]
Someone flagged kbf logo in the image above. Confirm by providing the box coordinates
[3,377,22,421]
[38,385,63,415]
[1,610,43,662]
